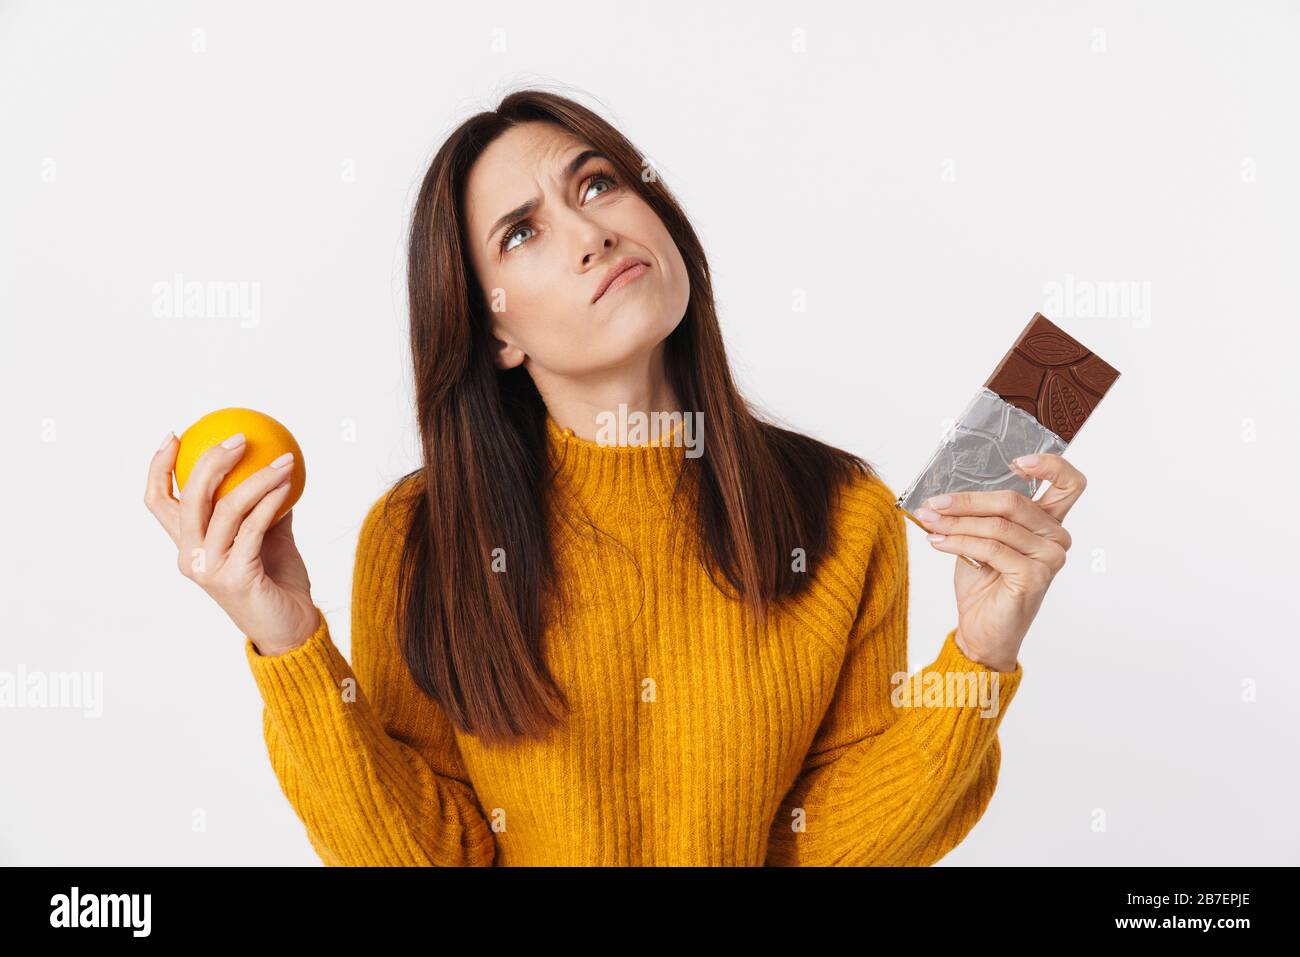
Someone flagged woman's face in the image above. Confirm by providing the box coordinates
[463,121,690,379]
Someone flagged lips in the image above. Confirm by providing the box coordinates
[592,256,650,304]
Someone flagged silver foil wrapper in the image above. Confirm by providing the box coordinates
[896,387,1068,517]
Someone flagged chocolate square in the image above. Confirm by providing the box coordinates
[983,313,1121,442]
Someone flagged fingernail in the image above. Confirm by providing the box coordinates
[915,507,942,522]
[158,430,175,451]
[221,432,246,449]
[1013,454,1040,468]
[270,452,294,469]
[927,533,947,542]
[925,494,953,509]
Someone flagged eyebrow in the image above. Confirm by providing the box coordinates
[485,149,609,249]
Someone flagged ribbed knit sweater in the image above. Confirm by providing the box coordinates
[243,414,1024,866]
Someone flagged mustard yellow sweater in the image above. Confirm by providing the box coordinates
[244,415,1023,866]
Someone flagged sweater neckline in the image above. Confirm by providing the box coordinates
[543,412,689,522]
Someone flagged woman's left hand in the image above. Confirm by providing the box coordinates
[911,452,1088,672]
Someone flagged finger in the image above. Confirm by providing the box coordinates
[178,433,247,577]
[144,432,181,545]
[914,509,1067,573]
[1009,452,1088,524]
[203,452,296,561]
[923,487,1073,553]
[926,532,1048,596]
[229,478,295,566]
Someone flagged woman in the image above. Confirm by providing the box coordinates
[143,89,1086,866]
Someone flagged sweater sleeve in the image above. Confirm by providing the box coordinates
[765,477,1024,866]
[243,490,498,866]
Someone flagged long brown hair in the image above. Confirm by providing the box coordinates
[381,88,877,746]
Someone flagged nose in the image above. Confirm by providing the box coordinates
[582,236,615,266]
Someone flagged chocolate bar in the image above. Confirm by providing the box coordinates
[896,313,1120,565]
[984,312,1120,442]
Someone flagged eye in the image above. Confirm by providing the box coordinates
[581,170,618,202]
[500,222,534,254]
[498,166,621,256]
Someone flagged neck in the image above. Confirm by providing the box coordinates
[543,412,688,526]
[527,341,681,444]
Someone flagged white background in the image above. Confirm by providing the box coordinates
[2,0,1296,865]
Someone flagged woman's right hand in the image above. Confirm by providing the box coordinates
[143,431,319,656]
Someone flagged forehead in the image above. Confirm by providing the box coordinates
[466,123,590,217]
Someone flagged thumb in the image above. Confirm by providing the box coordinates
[1011,452,1086,523]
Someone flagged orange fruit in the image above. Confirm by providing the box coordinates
[174,408,305,526]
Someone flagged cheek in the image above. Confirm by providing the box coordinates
[507,258,572,335]
[496,274,587,359]
[633,208,688,302]
[472,254,507,315]
[485,254,547,327]
[663,242,690,311]
[649,238,690,322]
